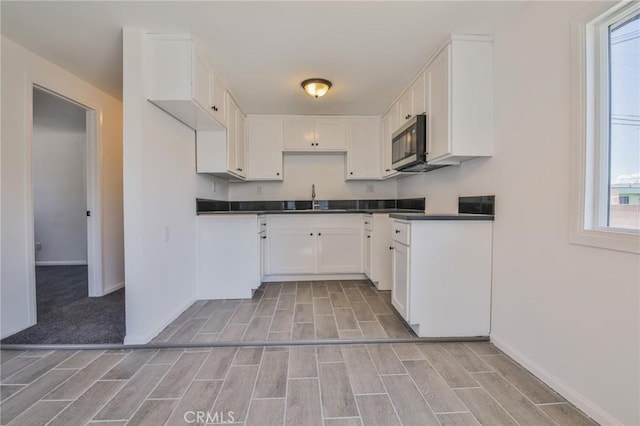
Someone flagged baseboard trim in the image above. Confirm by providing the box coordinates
[263,273,367,282]
[124,297,196,345]
[490,334,622,426]
[35,261,88,266]
[103,281,124,295]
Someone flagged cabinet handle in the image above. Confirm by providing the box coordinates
[276,172,280,176]
[212,106,218,112]
[364,221,369,224]
[395,230,401,233]
[236,168,243,172]
[310,233,313,236]
[385,169,391,172]
[350,172,354,175]
[367,235,371,239]
[318,232,322,236]
[261,236,267,239]
[389,246,394,250]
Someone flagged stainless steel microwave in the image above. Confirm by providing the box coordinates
[391,114,446,172]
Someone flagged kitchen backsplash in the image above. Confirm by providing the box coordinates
[196,197,425,213]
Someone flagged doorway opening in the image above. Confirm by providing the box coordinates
[1,87,124,344]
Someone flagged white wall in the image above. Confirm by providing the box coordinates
[33,90,88,264]
[0,36,124,338]
[397,2,638,424]
[229,154,397,201]
[196,174,229,201]
[33,129,87,264]
[123,28,222,343]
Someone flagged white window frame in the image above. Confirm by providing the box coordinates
[570,1,640,254]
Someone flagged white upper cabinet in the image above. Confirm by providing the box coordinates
[426,36,493,165]
[346,118,382,180]
[209,72,227,126]
[226,97,239,175]
[146,34,226,131]
[283,117,347,152]
[397,72,426,126]
[381,108,399,178]
[246,117,284,181]
[196,94,246,180]
[227,95,246,178]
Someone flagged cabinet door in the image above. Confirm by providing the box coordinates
[427,45,451,161]
[346,119,381,180]
[246,117,283,180]
[316,227,362,273]
[381,111,395,177]
[227,98,239,175]
[236,112,246,177]
[283,118,315,151]
[391,242,409,321]
[192,45,211,111]
[411,72,426,116]
[398,90,413,123]
[315,119,347,151]
[371,214,393,291]
[210,73,226,126]
[268,228,316,274]
[259,233,267,280]
[364,230,372,278]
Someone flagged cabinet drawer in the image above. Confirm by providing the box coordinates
[392,221,410,245]
[363,215,373,231]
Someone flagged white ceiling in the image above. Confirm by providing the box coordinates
[2,1,528,115]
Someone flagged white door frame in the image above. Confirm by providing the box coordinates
[25,76,104,325]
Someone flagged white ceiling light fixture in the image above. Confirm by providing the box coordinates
[301,78,332,99]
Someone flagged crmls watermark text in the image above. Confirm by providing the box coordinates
[184,410,235,424]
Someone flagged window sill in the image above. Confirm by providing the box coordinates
[570,227,640,254]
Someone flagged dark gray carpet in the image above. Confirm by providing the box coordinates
[1,266,125,344]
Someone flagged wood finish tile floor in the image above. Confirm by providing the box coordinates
[0,342,597,425]
[156,281,415,344]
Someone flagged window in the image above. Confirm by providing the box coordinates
[607,11,639,229]
[571,2,640,253]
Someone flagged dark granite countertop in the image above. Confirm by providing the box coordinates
[198,209,424,216]
[389,213,494,221]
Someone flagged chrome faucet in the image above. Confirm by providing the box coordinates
[312,184,319,210]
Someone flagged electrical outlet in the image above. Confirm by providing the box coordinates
[257,185,263,195]
[366,184,374,193]
[35,242,42,251]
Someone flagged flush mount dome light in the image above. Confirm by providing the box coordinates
[301,78,332,98]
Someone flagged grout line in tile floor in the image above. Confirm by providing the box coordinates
[0,341,598,426]
[0,285,597,425]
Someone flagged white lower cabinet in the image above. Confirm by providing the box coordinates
[367,214,394,290]
[197,215,260,299]
[258,216,268,281]
[391,219,492,337]
[268,228,316,274]
[391,241,409,320]
[316,227,362,273]
[266,215,363,276]
[364,229,372,277]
